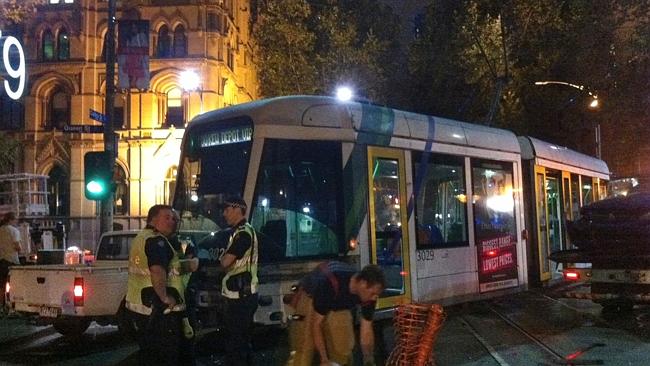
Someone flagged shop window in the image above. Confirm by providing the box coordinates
[172,25,187,57]
[412,153,468,249]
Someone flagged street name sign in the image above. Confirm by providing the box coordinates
[63,124,104,133]
[89,109,108,124]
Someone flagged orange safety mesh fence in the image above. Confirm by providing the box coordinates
[386,303,446,366]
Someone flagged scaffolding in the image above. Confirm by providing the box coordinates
[0,173,50,217]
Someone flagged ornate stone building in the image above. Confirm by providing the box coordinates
[0,0,258,246]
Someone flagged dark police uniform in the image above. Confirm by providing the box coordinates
[222,219,258,366]
[125,226,185,366]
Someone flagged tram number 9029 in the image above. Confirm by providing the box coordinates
[0,30,26,100]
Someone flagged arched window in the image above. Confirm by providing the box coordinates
[172,25,187,57]
[48,165,69,216]
[164,87,184,128]
[49,89,70,130]
[164,165,177,205]
[57,28,70,60]
[114,164,129,215]
[42,30,54,61]
[156,25,171,58]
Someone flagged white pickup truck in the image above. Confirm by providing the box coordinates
[5,231,137,337]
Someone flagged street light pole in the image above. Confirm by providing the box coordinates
[534,80,602,159]
[101,0,117,234]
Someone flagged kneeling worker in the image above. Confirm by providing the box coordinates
[287,261,386,366]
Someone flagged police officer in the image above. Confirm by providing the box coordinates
[286,262,386,366]
[125,204,188,366]
[220,196,258,366]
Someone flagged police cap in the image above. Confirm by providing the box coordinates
[224,195,247,210]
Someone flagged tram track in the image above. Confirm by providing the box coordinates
[458,299,605,366]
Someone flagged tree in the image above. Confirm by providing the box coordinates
[0,133,19,174]
[0,0,45,28]
[252,0,402,100]
[252,0,318,96]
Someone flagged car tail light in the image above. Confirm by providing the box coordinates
[564,270,580,281]
[73,277,84,306]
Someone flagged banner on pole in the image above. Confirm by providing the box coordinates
[117,20,150,90]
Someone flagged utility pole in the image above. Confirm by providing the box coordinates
[101,0,117,234]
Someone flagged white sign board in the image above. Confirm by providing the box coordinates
[0,30,26,100]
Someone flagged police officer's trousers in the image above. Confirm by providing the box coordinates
[224,293,259,366]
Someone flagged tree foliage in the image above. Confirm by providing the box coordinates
[252,0,401,101]
[0,133,19,174]
[0,0,45,28]
[406,0,650,158]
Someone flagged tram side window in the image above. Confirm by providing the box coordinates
[412,152,468,249]
[582,176,594,206]
[250,139,344,263]
[471,160,517,247]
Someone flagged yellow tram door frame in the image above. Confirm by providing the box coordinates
[367,146,412,309]
[561,171,574,251]
[534,166,552,282]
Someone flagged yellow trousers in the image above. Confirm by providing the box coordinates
[286,292,355,366]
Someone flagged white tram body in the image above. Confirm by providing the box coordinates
[518,137,610,284]
[174,96,604,325]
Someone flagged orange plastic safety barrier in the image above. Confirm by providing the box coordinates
[386,303,446,366]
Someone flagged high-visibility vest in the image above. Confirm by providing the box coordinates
[125,228,186,315]
[221,222,258,299]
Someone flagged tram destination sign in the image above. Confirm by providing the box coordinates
[63,124,104,133]
[200,126,252,147]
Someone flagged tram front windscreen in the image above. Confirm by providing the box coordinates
[174,118,253,230]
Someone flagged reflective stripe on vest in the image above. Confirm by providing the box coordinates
[125,301,186,315]
[222,223,259,299]
[125,228,186,315]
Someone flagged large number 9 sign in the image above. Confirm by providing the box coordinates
[0,30,26,100]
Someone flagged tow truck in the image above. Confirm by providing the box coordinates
[550,192,650,311]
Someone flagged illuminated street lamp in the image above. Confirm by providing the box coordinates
[180,70,203,119]
[335,86,353,102]
[534,80,602,159]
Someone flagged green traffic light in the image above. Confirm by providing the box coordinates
[84,151,113,201]
[86,181,105,194]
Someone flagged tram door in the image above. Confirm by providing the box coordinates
[562,172,574,249]
[367,147,412,308]
[546,174,564,278]
[535,167,551,281]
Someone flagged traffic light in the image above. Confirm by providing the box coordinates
[84,151,112,201]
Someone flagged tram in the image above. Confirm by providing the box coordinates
[172,95,607,325]
[519,136,610,285]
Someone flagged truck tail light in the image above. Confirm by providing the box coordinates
[564,269,580,281]
[73,277,84,306]
[5,275,10,303]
